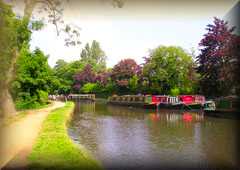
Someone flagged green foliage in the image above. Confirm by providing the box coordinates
[11,47,54,110]
[61,46,199,97]
[129,75,139,93]
[180,87,193,94]
[197,18,238,97]
[110,59,140,94]
[143,46,197,94]
[0,0,46,116]
[15,92,40,110]
[16,18,31,49]
[80,40,107,72]
[101,82,117,96]
[38,90,49,104]
[81,83,98,94]
[0,1,21,86]
[53,59,85,94]
[0,0,31,81]
[30,20,44,31]
[170,87,180,96]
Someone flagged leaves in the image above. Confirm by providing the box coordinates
[11,47,54,106]
[197,17,237,97]
[142,46,196,94]
[111,58,139,84]
[80,40,106,72]
[73,64,96,91]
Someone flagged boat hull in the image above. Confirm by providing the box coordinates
[148,103,203,110]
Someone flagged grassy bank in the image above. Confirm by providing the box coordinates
[28,102,102,170]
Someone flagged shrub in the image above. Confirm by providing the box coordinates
[81,83,98,94]
[38,90,49,104]
[170,87,180,96]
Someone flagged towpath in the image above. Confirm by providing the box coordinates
[0,101,65,169]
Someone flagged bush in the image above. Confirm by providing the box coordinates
[37,90,48,104]
[180,87,193,94]
[81,83,98,94]
[170,87,180,96]
[15,91,49,110]
[15,93,40,110]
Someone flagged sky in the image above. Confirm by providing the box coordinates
[11,0,239,67]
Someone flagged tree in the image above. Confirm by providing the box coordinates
[53,59,85,94]
[0,0,124,117]
[228,35,240,97]
[111,59,140,93]
[73,64,96,92]
[80,40,107,72]
[197,17,236,97]
[129,75,139,93]
[142,46,197,94]
[95,71,111,86]
[11,47,53,109]
[111,59,139,85]
[0,1,31,116]
[81,83,98,94]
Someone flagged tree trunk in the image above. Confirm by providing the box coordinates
[24,0,37,20]
[0,49,19,118]
[0,0,37,118]
[0,89,16,118]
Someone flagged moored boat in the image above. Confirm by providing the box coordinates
[145,95,206,110]
[108,94,209,111]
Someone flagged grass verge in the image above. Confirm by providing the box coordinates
[28,102,102,170]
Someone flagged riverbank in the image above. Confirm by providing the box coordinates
[27,102,102,170]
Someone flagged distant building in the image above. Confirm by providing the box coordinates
[224,1,240,35]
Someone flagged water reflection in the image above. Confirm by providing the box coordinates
[149,112,204,123]
[68,101,238,169]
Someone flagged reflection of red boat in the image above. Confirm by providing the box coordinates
[182,113,193,122]
[149,112,204,122]
[150,113,160,121]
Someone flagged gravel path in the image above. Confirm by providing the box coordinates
[0,101,65,169]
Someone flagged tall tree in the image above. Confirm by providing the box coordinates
[111,59,140,93]
[11,47,53,109]
[53,59,85,94]
[73,64,96,91]
[197,17,236,97]
[0,1,31,116]
[80,40,107,72]
[142,46,196,94]
[229,35,240,97]
[95,71,111,86]
[0,0,123,117]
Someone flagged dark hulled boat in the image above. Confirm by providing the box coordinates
[108,94,207,111]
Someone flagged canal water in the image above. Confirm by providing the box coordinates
[68,101,239,169]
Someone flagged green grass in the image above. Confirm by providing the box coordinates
[16,100,52,111]
[28,102,102,170]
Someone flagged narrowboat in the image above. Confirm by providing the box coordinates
[108,94,207,110]
[143,95,206,110]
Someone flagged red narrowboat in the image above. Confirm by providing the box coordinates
[151,95,169,105]
[146,95,205,110]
